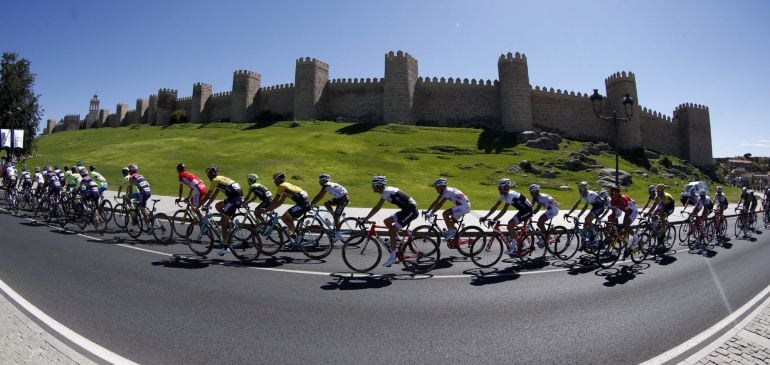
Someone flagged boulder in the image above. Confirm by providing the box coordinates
[581,144,602,155]
[563,158,585,171]
[559,185,571,191]
[506,164,520,172]
[541,169,560,178]
[598,168,633,186]
[542,132,563,144]
[644,150,660,159]
[595,142,613,151]
[524,137,559,150]
[517,131,539,143]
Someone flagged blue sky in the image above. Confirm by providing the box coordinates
[2,0,768,157]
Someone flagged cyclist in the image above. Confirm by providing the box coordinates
[480,178,533,254]
[77,167,102,217]
[33,166,45,196]
[423,178,471,243]
[20,166,33,192]
[639,185,657,215]
[3,162,18,191]
[713,186,728,228]
[116,167,135,200]
[126,163,152,225]
[764,185,770,220]
[42,165,62,197]
[310,173,349,242]
[529,184,559,246]
[608,186,639,247]
[200,165,243,254]
[564,181,606,247]
[689,189,712,251]
[243,173,272,219]
[175,163,208,215]
[53,164,65,183]
[362,176,418,267]
[260,171,310,245]
[89,165,108,198]
[748,190,759,225]
[650,184,676,221]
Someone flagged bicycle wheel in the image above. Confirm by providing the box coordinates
[76,205,90,231]
[764,211,770,229]
[678,222,691,244]
[231,213,256,239]
[299,223,334,259]
[112,204,128,230]
[660,224,677,252]
[411,225,441,258]
[186,222,214,256]
[100,199,113,226]
[469,235,503,268]
[456,225,484,257]
[595,236,620,269]
[229,226,261,262]
[151,213,173,244]
[401,232,440,274]
[125,209,144,239]
[549,226,579,260]
[254,222,285,256]
[92,208,108,234]
[339,217,366,245]
[630,232,650,264]
[171,209,193,238]
[342,237,382,272]
[733,216,743,238]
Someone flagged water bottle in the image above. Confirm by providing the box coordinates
[324,217,333,227]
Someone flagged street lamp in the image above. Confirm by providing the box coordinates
[590,89,634,187]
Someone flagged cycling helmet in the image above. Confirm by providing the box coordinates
[89,164,95,172]
[648,185,656,193]
[497,178,512,187]
[716,186,723,193]
[742,187,747,193]
[699,189,707,196]
[43,165,50,172]
[319,173,331,184]
[577,181,588,190]
[433,178,448,187]
[128,163,138,173]
[371,175,387,186]
[121,167,129,176]
[78,167,88,177]
[63,165,70,172]
[54,164,60,170]
[205,164,218,180]
[657,183,666,190]
[609,186,620,194]
[34,167,40,173]
[247,173,258,184]
[599,190,608,198]
[71,166,77,173]
[76,160,83,167]
[22,166,27,172]
[529,184,540,193]
[272,171,285,181]
[176,163,185,172]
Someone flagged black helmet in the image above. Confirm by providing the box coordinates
[89,164,96,172]
[206,164,218,180]
[176,163,185,172]
[121,167,129,176]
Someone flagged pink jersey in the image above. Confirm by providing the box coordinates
[179,171,207,194]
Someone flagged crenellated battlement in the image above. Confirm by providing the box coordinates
[532,85,589,98]
[158,88,178,94]
[330,78,383,85]
[604,71,636,85]
[177,96,192,102]
[211,91,232,98]
[498,51,527,64]
[640,106,673,122]
[64,114,81,119]
[418,76,496,87]
[261,83,295,91]
[233,70,260,78]
[296,57,329,70]
[385,50,416,61]
[675,102,709,111]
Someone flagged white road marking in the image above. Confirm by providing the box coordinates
[0,278,139,365]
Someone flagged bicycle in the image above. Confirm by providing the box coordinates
[734,207,752,239]
[593,220,648,269]
[186,206,261,263]
[470,219,538,268]
[637,213,676,255]
[303,206,365,245]
[123,199,173,243]
[341,220,439,274]
[252,209,334,259]
[2,185,20,215]
[412,212,484,257]
[171,198,203,239]
[111,195,133,230]
[530,217,578,261]
[73,195,108,234]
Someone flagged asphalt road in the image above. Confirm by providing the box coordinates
[1,211,769,364]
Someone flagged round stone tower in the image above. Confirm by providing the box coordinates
[604,71,641,149]
[497,52,533,132]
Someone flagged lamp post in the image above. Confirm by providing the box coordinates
[589,89,634,187]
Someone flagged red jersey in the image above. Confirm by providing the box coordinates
[178,171,207,194]
[611,194,636,214]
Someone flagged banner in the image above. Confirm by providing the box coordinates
[0,129,24,148]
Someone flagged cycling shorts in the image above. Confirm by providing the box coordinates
[287,199,311,219]
[392,205,418,230]
[509,209,533,225]
[223,195,243,217]
[449,203,470,220]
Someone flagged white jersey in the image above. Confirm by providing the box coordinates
[323,182,348,199]
[533,193,558,210]
[34,172,44,183]
[579,190,600,205]
[5,166,17,179]
[441,187,470,207]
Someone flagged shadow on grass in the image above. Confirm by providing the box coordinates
[335,123,379,135]
[476,128,520,153]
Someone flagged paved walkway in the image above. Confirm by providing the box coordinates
[1,192,765,364]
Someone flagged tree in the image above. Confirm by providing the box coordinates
[743,153,752,160]
[0,52,43,159]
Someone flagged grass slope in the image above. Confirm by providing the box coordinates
[29,121,737,208]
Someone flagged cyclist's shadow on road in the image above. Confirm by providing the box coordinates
[465,267,522,286]
[597,262,651,287]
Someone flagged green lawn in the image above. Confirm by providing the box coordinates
[28,121,737,208]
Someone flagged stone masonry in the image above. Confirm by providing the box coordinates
[50,50,713,167]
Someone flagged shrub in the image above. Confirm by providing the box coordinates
[170,109,187,124]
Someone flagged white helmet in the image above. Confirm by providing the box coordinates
[371,175,387,186]
[498,178,512,187]
[319,173,330,184]
[433,178,448,187]
[529,184,540,192]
